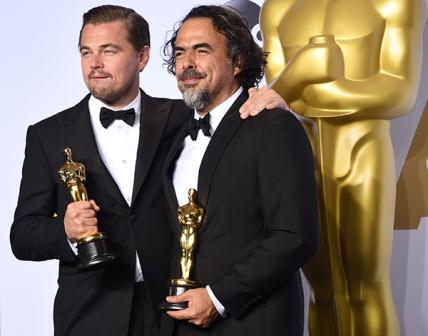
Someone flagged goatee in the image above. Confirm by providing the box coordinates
[182,88,210,110]
[178,68,210,110]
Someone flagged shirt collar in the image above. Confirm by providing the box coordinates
[193,87,243,134]
[89,91,141,131]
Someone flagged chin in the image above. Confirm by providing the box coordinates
[91,87,113,100]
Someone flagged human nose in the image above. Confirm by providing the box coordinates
[90,53,103,69]
[181,51,196,70]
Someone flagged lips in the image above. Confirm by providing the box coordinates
[89,72,111,80]
[182,78,201,87]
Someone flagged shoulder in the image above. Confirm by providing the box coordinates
[31,94,90,132]
[249,107,303,130]
[246,108,310,149]
[142,92,191,119]
[142,90,185,109]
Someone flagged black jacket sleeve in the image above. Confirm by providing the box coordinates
[11,125,76,262]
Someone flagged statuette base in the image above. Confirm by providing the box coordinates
[158,280,202,311]
[76,234,116,271]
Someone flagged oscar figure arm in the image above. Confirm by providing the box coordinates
[261,0,345,104]
[10,126,76,262]
[209,111,319,318]
[296,0,424,119]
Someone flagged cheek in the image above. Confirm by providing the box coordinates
[175,61,188,77]
[220,63,236,79]
[122,58,140,75]
[121,62,141,83]
[108,61,128,78]
[81,59,89,73]
[81,64,91,83]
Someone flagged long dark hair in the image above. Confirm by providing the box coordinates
[163,5,268,89]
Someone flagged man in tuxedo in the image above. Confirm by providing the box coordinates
[161,5,319,335]
[10,5,286,336]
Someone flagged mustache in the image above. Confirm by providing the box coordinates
[179,68,206,81]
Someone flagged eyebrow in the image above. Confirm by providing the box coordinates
[175,43,213,52]
[79,43,121,52]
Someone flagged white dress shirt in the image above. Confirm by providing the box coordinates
[172,87,243,316]
[69,92,144,282]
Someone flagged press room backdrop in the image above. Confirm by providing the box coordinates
[0,1,427,335]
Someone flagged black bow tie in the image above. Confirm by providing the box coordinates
[99,107,136,128]
[187,114,211,140]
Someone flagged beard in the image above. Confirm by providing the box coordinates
[182,87,210,110]
[86,72,134,106]
[178,68,210,110]
[90,83,131,106]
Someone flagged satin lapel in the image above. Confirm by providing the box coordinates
[131,92,172,204]
[59,96,127,207]
[162,124,189,236]
[197,92,248,207]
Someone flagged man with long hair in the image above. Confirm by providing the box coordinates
[161,5,319,335]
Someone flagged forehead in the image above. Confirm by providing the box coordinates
[176,17,226,48]
[81,21,129,46]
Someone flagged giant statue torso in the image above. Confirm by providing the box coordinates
[279,0,384,81]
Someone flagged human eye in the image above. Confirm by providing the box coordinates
[80,49,91,58]
[174,49,184,58]
[103,48,117,55]
[197,48,209,54]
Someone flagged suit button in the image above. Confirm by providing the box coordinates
[130,214,137,221]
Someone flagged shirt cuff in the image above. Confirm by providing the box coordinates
[67,239,78,256]
[206,285,226,317]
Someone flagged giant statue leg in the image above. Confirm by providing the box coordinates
[303,125,399,335]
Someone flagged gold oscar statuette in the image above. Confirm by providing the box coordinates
[159,188,204,311]
[58,147,115,271]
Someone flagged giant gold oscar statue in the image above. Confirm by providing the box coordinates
[260,0,425,335]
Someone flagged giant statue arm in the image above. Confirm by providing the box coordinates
[260,1,346,110]
[261,0,424,119]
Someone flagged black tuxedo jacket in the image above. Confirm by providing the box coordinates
[11,91,190,336]
[161,92,319,336]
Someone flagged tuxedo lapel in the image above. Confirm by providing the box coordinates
[59,95,127,207]
[131,92,172,204]
[197,92,248,207]
[162,124,188,236]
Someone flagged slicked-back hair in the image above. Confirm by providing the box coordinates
[163,5,268,89]
[78,5,150,51]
